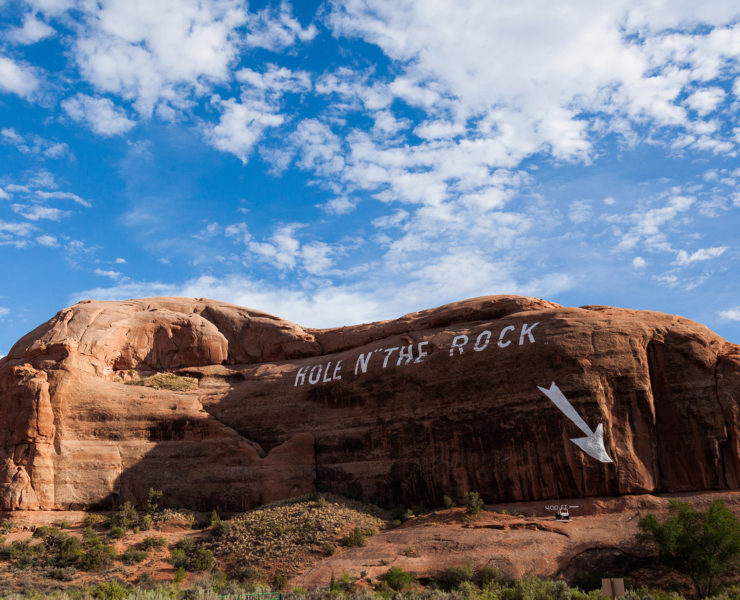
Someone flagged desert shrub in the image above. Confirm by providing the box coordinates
[82,513,105,528]
[140,535,166,550]
[322,543,337,556]
[443,495,455,509]
[174,566,187,583]
[80,533,116,570]
[140,514,153,530]
[464,492,484,516]
[381,566,416,591]
[170,539,216,572]
[318,496,328,508]
[147,488,164,514]
[34,526,68,550]
[330,570,356,592]
[57,519,71,529]
[235,564,261,581]
[32,525,57,538]
[108,525,125,540]
[0,520,12,534]
[435,565,475,590]
[113,501,139,530]
[476,564,508,588]
[6,540,41,569]
[273,572,289,590]
[212,520,231,538]
[125,372,198,392]
[47,565,76,580]
[122,548,148,564]
[57,536,83,566]
[342,526,375,547]
[91,578,130,600]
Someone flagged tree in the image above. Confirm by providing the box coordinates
[638,499,740,597]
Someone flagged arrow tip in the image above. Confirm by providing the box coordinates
[570,423,613,463]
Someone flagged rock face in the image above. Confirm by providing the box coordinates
[0,296,738,511]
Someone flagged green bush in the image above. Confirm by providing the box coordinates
[213,519,231,538]
[140,514,153,530]
[113,501,139,530]
[443,495,455,509]
[91,578,130,600]
[342,526,375,547]
[108,525,125,540]
[381,566,416,591]
[82,513,105,528]
[464,491,484,516]
[47,565,76,581]
[80,534,116,571]
[57,536,83,566]
[170,539,216,572]
[273,572,288,590]
[147,488,164,514]
[639,499,740,597]
[121,548,148,564]
[139,535,166,550]
[436,565,475,590]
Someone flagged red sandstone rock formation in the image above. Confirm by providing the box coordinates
[0,296,737,510]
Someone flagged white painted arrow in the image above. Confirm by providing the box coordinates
[537,382,613,463]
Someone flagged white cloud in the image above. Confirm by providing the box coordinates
[72,0,248,116]
[244,2,317,51]
[36,234,58,247]
[685,87,726,116]
[720,307,740,321]
[1,127,70,158]
[614,195,695,252]
[61,94,136,136]
[0,187,8,199]
[0,220,36,247]
[0,55,39,97]
[675,245,728,265]
[632,256,647,269]
[0,307,8,317]
[568,200,593,224]
[24,0,74,15]
[94,268,123,280]
[248,224,301,269]
[8,12,55,45]
[206,97,284,163]
[11,204,67,221]
[321,196,357,215]
[36,190,91,207]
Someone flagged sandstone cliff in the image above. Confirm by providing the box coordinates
[0,295,737,510]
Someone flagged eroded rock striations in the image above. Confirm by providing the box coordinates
[0,296,738,511]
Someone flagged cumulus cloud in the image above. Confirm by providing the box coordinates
[205,97,284,163]
[720,307,740,321]
[0,55,39,97]
[632,256,647,269]
[244,1,317,51]
[7,12,55,45]
[61,94,136,136]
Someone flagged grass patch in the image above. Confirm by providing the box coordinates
[125,372,198,392]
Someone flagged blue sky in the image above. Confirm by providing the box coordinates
[0,0,739,355]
